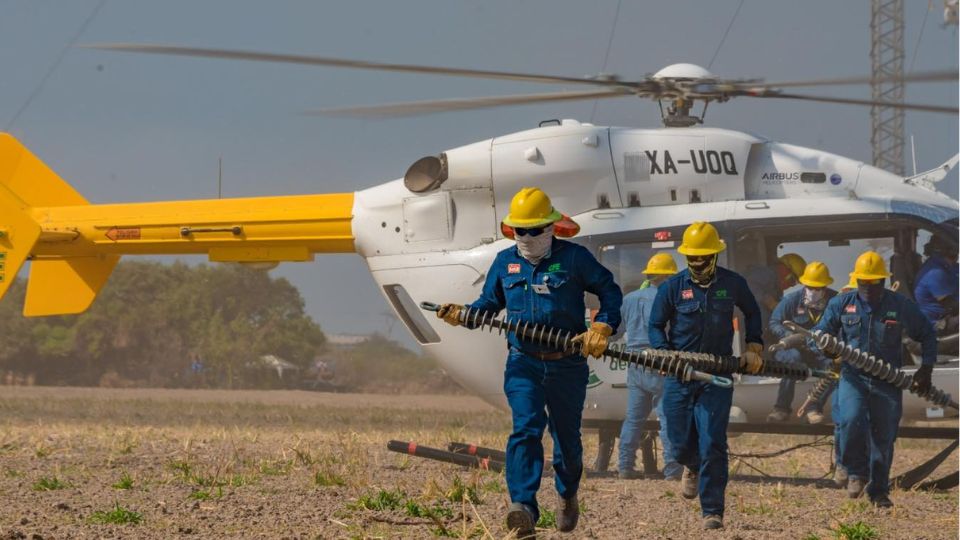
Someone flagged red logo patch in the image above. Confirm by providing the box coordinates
[845,305,857,313]
[681,289,694,300]
[508,264,521,274]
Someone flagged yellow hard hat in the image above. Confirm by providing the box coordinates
[643,252,678,275]
[798,261,833,288]
[502,187,563,228]
[845,273,858,290]
[779,253,807,278]
[849,250,891,281]
[677,221,726,256]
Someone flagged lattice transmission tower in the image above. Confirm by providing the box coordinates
[870,0,905,175]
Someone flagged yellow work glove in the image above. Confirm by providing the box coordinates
[741,342,764,375]
[436,303,463,326]
[571,322,613,358]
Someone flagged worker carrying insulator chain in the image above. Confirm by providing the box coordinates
[814,250,937,509]
[648,221,764,531]
[766,261,839,425]
[436,187,622,539]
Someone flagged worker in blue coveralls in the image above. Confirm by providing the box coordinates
[765,261,839,424]
[815,251,937,508]
[436,187,622,539]
[649,221,764,531]
[617,252,683,481]
[913,234,958,355]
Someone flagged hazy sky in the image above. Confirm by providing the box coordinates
[1,1,957,347]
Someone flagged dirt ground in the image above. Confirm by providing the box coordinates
[0,387,956,539]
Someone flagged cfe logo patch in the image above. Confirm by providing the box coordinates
[886,311,898,318]
[586,369,603,389]
[714,289,728,298]
[548,263,562,272]
[845,304,857,313]
[681,289,694,300]
[507,264,521,274]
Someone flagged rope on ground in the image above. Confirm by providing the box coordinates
[729,436,832,459]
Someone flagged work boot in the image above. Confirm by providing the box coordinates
[847,476,866,499]
[805,409,825,424]
[506,503,536,539]
[557,494,579,532]
[766,408,790,423]
[870,494,894,508]
[681,467,699,499]
[618,469,643,480]
[833,467,849,488]
[703,515,724,530]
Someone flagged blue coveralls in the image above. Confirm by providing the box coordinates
[649,267,763,518]
[616,283,681,478]
[914,255,958,324]
[769,288,838,413]
[467,238,622,521]
[814,290,937,500]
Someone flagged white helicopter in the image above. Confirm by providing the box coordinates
[7,45,960,448]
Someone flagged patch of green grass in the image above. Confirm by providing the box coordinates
[257,459,292,476]
[34,445,52,459]
[350,488,406,511]
[192,474,225,488]
[88,503,143,525]
[660,489,675,499]
[168,460,193,478]
[188,487,223,501]
[536,508,556,529]
[833,521,879,540]
[112,472,134,490]
[838,500,870,517]
[230,474,251,487]
[33,476,68,491]
[801,534,821,540]
[404,499,454,520]
[314,469,346,487]
[3,467,21,478]
[736,498,774,516]
[446,476,481,504]
[481,478,505,494]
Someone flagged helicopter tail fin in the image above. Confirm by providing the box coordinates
[0,133,120,316]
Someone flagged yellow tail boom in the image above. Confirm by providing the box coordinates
[0,133,355,316]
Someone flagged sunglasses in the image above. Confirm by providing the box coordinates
[514,226,547,237]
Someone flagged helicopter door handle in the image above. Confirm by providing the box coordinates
[744,202,769,210]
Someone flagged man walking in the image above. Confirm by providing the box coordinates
[617,252,683,481]
[649,221,764,530]
[436,187,622,538]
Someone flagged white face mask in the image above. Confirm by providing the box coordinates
[515,224,554,265]
[803,287,827,310]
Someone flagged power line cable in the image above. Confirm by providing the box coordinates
[589,0,622,123]
[707,0,745,70]
[5,0,107,131]
[908,1,932,73]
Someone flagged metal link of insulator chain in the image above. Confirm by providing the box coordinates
[420,302,733,388]
[784,321,958,410]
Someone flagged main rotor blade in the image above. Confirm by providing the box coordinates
[82,43,640,88]
[754,92,958,114]
[306,89,635,117]
[748,70,958,89]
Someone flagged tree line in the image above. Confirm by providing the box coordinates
[0,261,326,388]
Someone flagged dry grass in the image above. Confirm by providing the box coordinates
[0,387,955,539]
